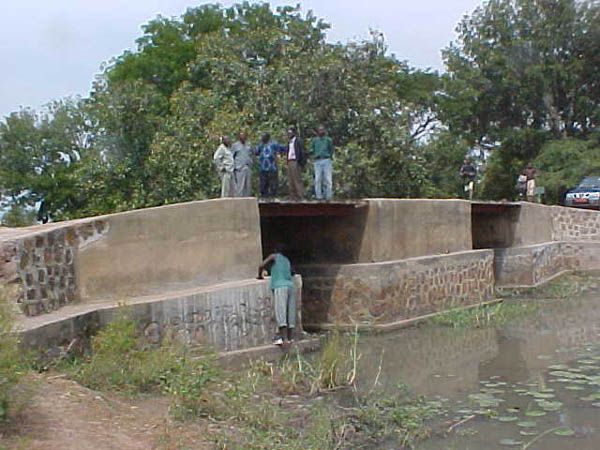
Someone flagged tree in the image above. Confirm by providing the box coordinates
[442,0,600,200]
[0,100,88,220]
[534,137,600,204]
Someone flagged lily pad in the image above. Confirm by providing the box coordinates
[553,427,575,436]
[565,385,585,391]
[517,421,537,428]
[538,400,562,411]
[531,392,555,399]
[519,430,538,436]
[497,416,518,422]
[525,410,546,417]
[499,438,523,446]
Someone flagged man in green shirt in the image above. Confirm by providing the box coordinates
[310,125,334,200]
[258,246,296,346]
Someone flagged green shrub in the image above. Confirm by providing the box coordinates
[67,310,218,417]
[0,289,29,422]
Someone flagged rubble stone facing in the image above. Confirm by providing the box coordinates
[495,241,600,287]
[0,220,109,316]
[552,207,600,241]
[302,250,495,326]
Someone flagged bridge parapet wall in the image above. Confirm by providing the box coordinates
[359,199,472,262]
[1,198,262,316]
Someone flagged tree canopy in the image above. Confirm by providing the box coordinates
[1,1,599,224]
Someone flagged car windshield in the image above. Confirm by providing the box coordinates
[578,177,600,189]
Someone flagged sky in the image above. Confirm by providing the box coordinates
[0,0,482,119]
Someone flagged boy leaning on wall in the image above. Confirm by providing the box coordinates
[258,244,296,347]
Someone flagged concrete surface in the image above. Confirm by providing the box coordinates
[19,276,303,353]
[358,199,472,262]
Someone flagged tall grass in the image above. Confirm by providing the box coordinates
[0,288,30,422]
[64,310,218,418]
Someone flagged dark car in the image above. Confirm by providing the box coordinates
[564,176,600,210]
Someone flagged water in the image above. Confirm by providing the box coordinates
[355,290,600,449]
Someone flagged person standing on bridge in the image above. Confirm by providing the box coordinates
[310,125,334,201]
[525,162,537,203]
[285,127,306,201]
[232,131,253,197]
[459,158,477,200]
[258,245,296,347]
[213,135,236,198]
[255,132,281,198]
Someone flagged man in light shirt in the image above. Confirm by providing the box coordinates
[285,127,305,200]
[232,131,253,197]
[213,135,235,197]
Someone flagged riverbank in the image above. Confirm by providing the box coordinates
[1,272,599,450]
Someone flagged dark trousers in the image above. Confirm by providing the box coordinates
[287,161,304,200]
[260,171,278,197]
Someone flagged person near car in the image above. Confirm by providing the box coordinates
[232,131,253,197]
[459,158,477,199]
[310,125,334,201]
[525,163,537,202]
[516,171,528,200]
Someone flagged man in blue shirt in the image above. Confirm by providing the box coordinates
[255,133,281,198]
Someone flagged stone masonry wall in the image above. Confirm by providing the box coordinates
[552,206,600,241]
[494,241,600,287]
[0,220,109,316]
[301,250,494,326]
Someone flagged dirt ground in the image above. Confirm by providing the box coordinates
[0,374,213,450]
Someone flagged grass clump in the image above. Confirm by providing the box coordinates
[64,310,218,418]
[350,393,444,448]
[201,331,441,449]
[0,288,30,423]
[429,301,538,329]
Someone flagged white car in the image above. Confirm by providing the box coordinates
[564,176,600,210]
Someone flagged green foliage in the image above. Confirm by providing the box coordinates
[534,138,600,204]
[429,301,538,329]
[354,395,442,447]
[443,0,600,200]
[480,128,549,200]
[67,311,218,407]
[0,289,30,422]
[1,3,447,218]
[1,204,36,228]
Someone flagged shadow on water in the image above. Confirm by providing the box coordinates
[353,291,600,449]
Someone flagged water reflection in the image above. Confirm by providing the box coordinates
[355,293,600,449]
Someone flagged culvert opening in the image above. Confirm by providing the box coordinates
[258,200,369,327]
[258,200,369,265]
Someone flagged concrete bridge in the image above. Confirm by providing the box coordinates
[0,198,599,354]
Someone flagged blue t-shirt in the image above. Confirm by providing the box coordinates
[255,141,281,173]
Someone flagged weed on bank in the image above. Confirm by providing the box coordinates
[0,288,32,425]
[60,315,443,449]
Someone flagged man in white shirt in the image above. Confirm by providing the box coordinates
[285,127,305,200]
